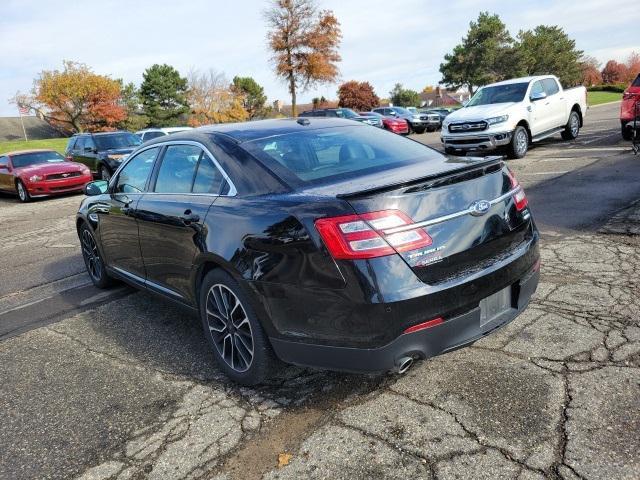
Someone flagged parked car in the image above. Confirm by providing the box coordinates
[298,108,375,125]
[65,131,142,181]
[441,75,587,158]
[136,127,193,142]
[621,74,640,141]
[77,119,539,384]
[422,107,454,124]
[361,111,409,134]
[356,112,384,128]
[0,149,92,202]
[371,107,438,133]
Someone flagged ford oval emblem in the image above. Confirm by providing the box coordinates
[470,200,491,216]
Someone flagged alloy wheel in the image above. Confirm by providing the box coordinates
[570,113,579,136]
[515,129,528,156]
[81,229,102,281]
[205,284,254,372]
[17,182,27,201]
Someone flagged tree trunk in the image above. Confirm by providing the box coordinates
[289,74,297,117]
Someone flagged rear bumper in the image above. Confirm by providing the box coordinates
[271,267,538,372]
[441,130,513,152]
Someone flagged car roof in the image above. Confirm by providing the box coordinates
[3,149,56,156]
[196,118,363,143]
[136,127,193,133]
[73,131,132,137]
[487,75,556,87]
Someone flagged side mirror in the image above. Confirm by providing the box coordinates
[530,91,547,102]
[85,180,109,196]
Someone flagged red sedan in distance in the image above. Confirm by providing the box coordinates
[0,149,93,202]
[360,111,409,135]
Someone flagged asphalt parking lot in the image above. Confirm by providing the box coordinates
[1,102,638,480]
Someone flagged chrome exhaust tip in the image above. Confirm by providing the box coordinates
[396,356,414,374]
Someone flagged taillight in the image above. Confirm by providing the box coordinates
[507,169,528,211]
[315,209,432,260]
[623,92,638,100]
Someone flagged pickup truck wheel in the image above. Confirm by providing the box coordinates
[621,123,633,141]
[507,126,529,159]
[561,111,580,140]
[414,127,426,134]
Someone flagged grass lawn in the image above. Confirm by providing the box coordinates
[0,137,69,155]
[587,91,622,106]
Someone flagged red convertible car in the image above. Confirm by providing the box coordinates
[0,149,92,202]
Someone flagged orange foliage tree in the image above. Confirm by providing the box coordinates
[601,60,628,84]
[13,61,125,134]
[186,69,248,126]
[626,51,640,81]
[264,0,341,117]
[580,56,602,86]
[337,81,380,111]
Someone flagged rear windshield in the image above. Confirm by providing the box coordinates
[467,83,529,106]
[334,109,358,119]
[242,125,441,185]
[633,75,640,87]
[11,151,65,168]
[94,133,142,150]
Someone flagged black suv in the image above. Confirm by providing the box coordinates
[65,131,142,180]
[298,108,374,125]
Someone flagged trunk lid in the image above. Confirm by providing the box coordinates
[341,158,532,284]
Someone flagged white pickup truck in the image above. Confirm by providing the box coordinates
[441,75,587,158]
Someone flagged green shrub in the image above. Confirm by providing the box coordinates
[587,84,626,93]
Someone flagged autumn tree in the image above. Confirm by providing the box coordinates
[118,81,149,131]
[422,85,436,94]
[231,76,268,119]
[439,12,519,95]
[264,0,342,117]
[601,60,628,84]
[11,61,126,134]
[337,80,379,111]
[626,51,640,81]
[389,84,420,107]
[140,64,189,127]
[516,25,583,86]
[187,69,248,126]
[579,56,602,86]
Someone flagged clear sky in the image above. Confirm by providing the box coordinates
[1,0,638,116]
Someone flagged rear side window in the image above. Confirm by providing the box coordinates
[633,75,640,87]
[66,137,77,152]
[143,131,165,141]
[154,145,201,193]
[192,155,226,194]
[114,147,159,193]
[243,126,441,185]
[542,78,560,95]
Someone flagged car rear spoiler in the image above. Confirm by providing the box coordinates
[336,156,505,199]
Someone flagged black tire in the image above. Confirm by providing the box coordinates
[79,223,114,289]
[199,269,278,385]
[561,110,580,140]
[444,147,458,155]
[406,124,414,134]
[507,125,529,159]
[621,123,633,141]
[414,127,426,134]
[100,165,112,182]
[426,127,435,133]
[16,180,30,203]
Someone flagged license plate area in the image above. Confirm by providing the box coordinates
[479,286,513,326]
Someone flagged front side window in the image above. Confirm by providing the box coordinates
[467,83,529,106]
[530,81,545,97]
[75,137,86,151]
[114,147,158,193]
[143,131,165,141]
[0,156,8,168]
[84,136,96,151]
[243,125,441,185]
[66,137,77,152]
[10,151,65,168]
[154,145,202,193]
[542,78,560,96]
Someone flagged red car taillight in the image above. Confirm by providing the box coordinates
[315,210,432,259]
[623,92,638,101]
[507,169,528,211]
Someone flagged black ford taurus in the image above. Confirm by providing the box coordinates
[77,118,539,384]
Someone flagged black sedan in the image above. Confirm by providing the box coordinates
[77,118,539,384]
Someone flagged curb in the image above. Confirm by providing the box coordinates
[589,100,622,108]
